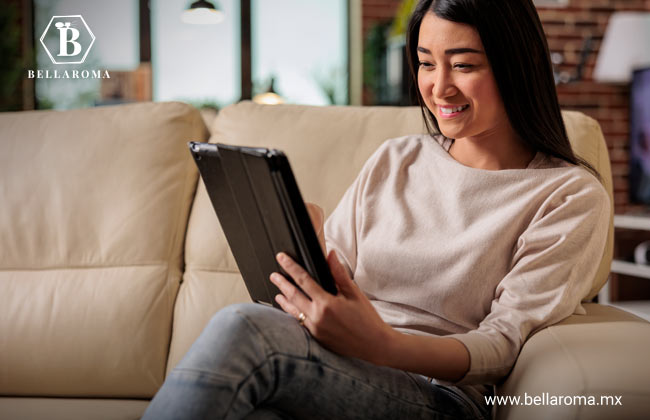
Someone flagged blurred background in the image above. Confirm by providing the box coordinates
[2,0,650,312]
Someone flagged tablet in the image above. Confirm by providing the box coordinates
[188,142,337,308]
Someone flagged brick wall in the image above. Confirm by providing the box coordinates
[362,0,403,41]
[362,0,650,214]
[361,0,403,104]
[538,0,650,214]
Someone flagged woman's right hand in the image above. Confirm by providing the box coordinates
[305,202,326,256]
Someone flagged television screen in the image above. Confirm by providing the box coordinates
[628,68,650,204]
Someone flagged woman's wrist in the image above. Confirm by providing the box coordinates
[369,326,404,367]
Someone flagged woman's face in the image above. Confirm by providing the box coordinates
[417,12,513,142]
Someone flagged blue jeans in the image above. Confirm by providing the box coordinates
[143,303,491,420]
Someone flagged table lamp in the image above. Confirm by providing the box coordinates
[594,12,650,206]
[593,12,650,83]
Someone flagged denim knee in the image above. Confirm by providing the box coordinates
[173,303,270,372]
[211,302,277,324]
[205,303,309,359]
[206,303,280,338]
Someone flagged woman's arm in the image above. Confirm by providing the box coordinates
[383,332,470,382]
[271,250,470,382]
[286,202,469,381]
[277,172,609,384]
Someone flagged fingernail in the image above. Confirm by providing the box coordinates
[276,252,286,262]
[270,273,278,282]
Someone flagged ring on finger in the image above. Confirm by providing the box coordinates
[298,312,307,326]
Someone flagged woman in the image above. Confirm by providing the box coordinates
[143,0,609,418]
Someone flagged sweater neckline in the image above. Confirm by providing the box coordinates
[434,135,546,172]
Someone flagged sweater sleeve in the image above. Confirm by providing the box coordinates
[444,173,611,385]
[324,142,388,280]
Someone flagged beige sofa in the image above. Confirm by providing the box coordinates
[1,101,649,420]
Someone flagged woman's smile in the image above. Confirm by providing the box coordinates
[438,104,470,118]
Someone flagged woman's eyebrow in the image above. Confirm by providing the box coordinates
[416,46,483,55]
[445,47,483,54]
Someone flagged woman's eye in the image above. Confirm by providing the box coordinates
[419,62,434,70]
[454,63,474,70]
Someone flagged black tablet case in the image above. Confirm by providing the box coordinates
[188,142,336,308]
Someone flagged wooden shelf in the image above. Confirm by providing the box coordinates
[610,259,650,279]
[603,214,650,303]
[614,215,650,231]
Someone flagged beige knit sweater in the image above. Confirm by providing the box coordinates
[324,134,610,386]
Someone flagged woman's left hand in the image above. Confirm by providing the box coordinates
[270,250,395,365]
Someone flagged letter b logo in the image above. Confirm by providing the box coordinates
[55,22,82,57]
[40,15,95,64]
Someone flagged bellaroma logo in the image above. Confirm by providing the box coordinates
[41,15,94,64]
[28,15,110,79]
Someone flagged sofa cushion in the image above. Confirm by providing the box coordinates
[168,102,613,372]
[561,110,614,301]
[0,397,149,420]
[495,303,650,420]
[0,102,206,397]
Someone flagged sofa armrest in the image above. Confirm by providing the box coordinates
[495,303,650,420]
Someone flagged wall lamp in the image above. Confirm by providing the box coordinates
[182,0,224,25]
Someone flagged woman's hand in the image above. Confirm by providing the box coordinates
[271,202,470,380]
[270,248,471,381]
[270,250,396,365]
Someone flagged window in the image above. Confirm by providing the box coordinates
[32,0,349,109]
[151,0,240,108]
[34,0,139,109]
[251,0,348,105]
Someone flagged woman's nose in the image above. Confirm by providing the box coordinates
[433,70,456,99]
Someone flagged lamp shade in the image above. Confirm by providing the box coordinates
[594,12,650,83]
[181,0,224,25]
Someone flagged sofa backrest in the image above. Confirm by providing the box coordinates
[562,110,614,300]
[0,102,207,397]
[167,101,614,372]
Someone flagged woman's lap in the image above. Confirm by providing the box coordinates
[143,303,489,420]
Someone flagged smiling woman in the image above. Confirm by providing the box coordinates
[415,14,532,170]
[142,1,610,419]
[406,0,599,175]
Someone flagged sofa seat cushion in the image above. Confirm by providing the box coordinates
[0,102,206,397]
[0,397,149,420]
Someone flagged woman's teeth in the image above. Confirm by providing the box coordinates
[440,105,469,114]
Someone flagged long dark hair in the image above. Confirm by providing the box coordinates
[406,0,599,178]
